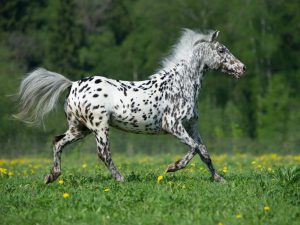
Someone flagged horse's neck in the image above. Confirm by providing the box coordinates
[176,59,205,101]
[156,58,205,101]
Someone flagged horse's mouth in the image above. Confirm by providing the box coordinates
[221,68,244,79]
[233,72,244,79]
[221,63,246,79]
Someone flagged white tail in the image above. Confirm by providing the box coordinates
[14,68,72,125]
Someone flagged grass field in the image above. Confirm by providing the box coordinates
[0,152,299,225]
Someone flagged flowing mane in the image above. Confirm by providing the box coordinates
[160,29,214,70]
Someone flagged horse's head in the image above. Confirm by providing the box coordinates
[195,31,246,78]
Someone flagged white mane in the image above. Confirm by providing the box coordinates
[161,29,214,70]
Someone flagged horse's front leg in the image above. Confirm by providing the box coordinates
[165,149,197,172]
[163,120,199,172]
[197,144,225,182]
[164,121,225,182]
[187,123,225,182]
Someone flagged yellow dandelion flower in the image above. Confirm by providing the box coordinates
[157,175,164,183]
[63,192,70,198]
[222,166,228,173]
[271,154,278,160]
[8,171,14,176]
[264,206,270,212]
[256,164,263,170]
[236,214,242,219]
[82,163,87,169]
[218,222,224,225]
[0,167,7,175]
[58,179,64,185]
[104,188,110,192]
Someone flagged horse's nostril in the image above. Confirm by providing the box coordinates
[243,66,246,72]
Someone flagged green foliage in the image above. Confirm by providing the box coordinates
[256,74,290,141]
[0,0,299,154]
[44,0,83,77]
[273,166,300,187]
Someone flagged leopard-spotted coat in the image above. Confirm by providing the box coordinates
[15,29,246,183]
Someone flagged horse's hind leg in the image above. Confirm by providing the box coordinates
[94,121,124,182]
[44,122,89,184]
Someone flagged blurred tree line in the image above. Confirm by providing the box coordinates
[0,0,299,155]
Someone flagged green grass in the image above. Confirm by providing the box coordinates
[0,152,299,225]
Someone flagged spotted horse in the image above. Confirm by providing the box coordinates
[15,29,246,184]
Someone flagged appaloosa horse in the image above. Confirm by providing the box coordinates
[15,29,246,183]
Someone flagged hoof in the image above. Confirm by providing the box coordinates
[115,175,125,182]
[166,164,178,173]
[166,160,182,173]
[44,172,60,184]
[213,174,227,183]
[44,174,54,184]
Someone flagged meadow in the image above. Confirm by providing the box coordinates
[0,152,299,225]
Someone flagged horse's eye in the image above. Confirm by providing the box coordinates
[218,47,225,54]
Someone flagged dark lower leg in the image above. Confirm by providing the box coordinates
[198,145,225,182]
[166,149,197,172]
[44,147,62,184]
[95,130,124,182]
[97,148,124,182]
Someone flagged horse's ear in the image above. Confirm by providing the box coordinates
[210,30,219,42]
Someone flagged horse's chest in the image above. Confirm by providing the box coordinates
[165,94,195,117]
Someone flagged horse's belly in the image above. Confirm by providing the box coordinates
[109,113,164,134]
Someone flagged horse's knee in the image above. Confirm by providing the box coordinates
[198,144,209,156]
[53,134,66,144]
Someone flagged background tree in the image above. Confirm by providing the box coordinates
[0,0,299,155]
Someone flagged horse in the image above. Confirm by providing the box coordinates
[15,29,246,184]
